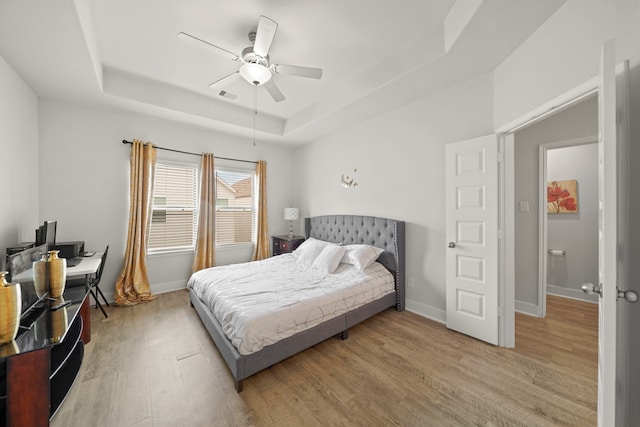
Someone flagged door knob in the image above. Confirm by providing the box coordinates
[618,289,639,303]
[448,242,456,248]
[582,283,639,303]
[581,283,602,297]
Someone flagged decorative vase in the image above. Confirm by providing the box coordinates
[33,252,48,298]
[0,271,22,345]
[48,250,67,298]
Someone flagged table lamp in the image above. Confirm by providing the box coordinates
[284,207,299,239]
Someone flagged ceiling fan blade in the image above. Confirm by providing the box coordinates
[253,16,278,57]
[178,32,240,61]
[272,64,323,79]
[264,79,285,102]
[209,71,241,90]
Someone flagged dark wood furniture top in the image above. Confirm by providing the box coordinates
[271,235,305,256]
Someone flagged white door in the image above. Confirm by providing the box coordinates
[596,39,622,427]
[445,135,499,345]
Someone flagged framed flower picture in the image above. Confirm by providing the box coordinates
[547,179,578,213]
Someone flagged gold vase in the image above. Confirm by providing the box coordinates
[48,250,67,298]
[33,252,48,298]
[0,271,22,345]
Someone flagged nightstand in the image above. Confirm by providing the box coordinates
[272,235,305,256]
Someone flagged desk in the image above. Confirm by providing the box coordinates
[66,252,107,319]
[67,252,103,284]
[11,252,102,284]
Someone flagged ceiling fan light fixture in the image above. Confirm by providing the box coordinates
[239,63,271,86]
[179,15,322,102]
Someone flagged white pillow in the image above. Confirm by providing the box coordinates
[311,245,347,274]
[293,238,336,266]
[342,244,384,270]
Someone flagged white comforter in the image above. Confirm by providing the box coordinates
[187,254,395,355]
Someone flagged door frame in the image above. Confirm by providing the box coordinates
[496,61,630,425]
[495,77,598,347]
[538,135,599,318]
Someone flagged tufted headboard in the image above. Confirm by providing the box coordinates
[305,215,405,311]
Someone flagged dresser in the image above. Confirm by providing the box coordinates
[0,286,90,426]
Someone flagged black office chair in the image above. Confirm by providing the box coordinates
[88,245,110,318]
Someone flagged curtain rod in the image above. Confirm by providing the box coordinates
[121,140,257,164]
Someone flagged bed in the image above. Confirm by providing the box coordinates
[187,214,405,392]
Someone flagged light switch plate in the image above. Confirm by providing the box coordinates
[519,201,530,212]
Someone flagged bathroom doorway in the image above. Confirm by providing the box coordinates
[543,141,599,307]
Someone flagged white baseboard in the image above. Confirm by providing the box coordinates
[405,299,446,324]
[151,280,188,295]
[515,300,539,317]
[98,280,187,305]
[547,285,598,303]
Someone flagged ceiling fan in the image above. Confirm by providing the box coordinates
[178,15,323,102]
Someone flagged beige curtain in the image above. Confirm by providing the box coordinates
[115,140,157,306]
[192,153,216,272]
[252,160,270,261]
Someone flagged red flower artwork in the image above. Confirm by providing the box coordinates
[547,180,578,213]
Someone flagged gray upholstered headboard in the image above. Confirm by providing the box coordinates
[305,215,405,311]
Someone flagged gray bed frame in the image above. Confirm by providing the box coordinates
[188,214,405,392]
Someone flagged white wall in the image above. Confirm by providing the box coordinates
[37,100,295,299]
[293,74,494,321]
[513,98,598,311]
[546,144,599,298]
[0,54,39,264]
[493,0,639,130]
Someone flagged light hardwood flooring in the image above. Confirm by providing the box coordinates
[51,292,598,427]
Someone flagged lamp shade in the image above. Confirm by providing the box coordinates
[284,207,299,221]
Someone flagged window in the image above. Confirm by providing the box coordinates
[147,163,256,252]
[215,169,255,246]
[148,162,198,252]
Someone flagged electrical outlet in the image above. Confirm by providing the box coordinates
[519,201,530,212]
[408,277,415,288]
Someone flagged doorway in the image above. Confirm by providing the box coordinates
[542,141,599,310]
[498,48,631,425]
[510,97,602,423]
[511,95,599,318]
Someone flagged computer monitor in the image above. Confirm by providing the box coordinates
[35,220,57,249]
[44,220,57,250]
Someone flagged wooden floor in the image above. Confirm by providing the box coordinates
[51,292,598,427]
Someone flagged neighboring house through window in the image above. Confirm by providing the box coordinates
[215,169,255,246]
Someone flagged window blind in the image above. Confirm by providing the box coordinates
[149,163,198,251]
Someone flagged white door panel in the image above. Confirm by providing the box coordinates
[598,40,628,426]
[446,135,498,345]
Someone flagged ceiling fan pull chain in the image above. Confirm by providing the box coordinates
[253,84,257,147]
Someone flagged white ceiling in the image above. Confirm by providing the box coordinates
[0,0,566,146]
